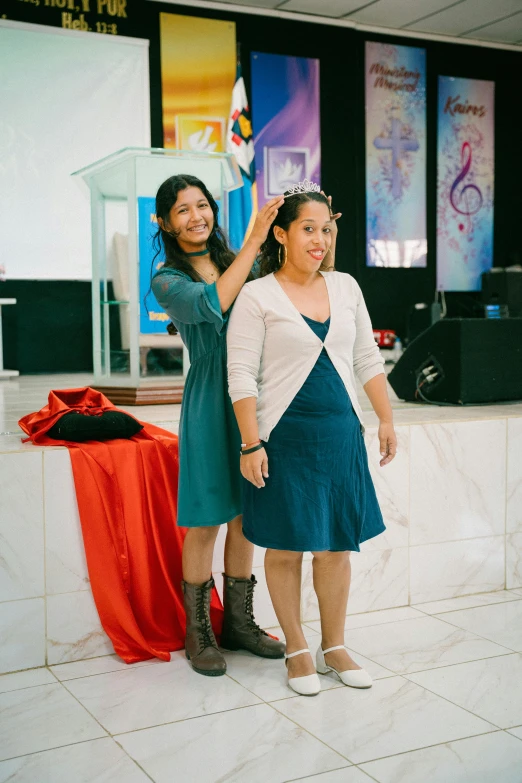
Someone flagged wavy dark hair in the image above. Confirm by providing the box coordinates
[257,191,332,277]
[151,174,235,283]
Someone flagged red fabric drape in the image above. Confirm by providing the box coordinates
[19,387,223,664]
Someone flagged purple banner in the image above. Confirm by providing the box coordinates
[251,52,320,207]
[437,76,495,291]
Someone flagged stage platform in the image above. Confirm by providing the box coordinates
[1,373,521,675]
[3,372,522,436]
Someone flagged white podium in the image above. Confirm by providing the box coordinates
[0,299,19,379]
[73,147,241,404]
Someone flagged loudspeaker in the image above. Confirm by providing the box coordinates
[388,318,522,404]
[407,301,442,343]
[481,268,522,317]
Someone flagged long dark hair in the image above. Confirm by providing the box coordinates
[152,174,235,282]
[258,191,332,278]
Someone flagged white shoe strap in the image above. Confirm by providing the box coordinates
[284,648,310,660]
[322,645,346,654]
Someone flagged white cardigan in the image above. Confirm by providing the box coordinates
[227,271,384,441]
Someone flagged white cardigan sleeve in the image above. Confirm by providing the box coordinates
[227,284,266,403]
[352,280,385,386]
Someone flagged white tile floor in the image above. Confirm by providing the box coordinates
[2,590,522,782]
[2,375,522,780]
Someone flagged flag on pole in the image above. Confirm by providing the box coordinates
[226,60,257,251]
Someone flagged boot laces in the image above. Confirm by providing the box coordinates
[245,582,268,637]
[196,591,215,650]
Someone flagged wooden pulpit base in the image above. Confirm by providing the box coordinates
[94,382,185,406]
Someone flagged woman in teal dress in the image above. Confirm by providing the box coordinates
[228,186,397,696]
[151,174,285,676]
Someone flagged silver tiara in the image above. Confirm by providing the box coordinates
[284,179,321,197]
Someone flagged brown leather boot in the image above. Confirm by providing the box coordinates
[220,574,286,659]
[182,578,227,676]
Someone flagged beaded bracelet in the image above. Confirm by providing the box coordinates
[240,442,264,456]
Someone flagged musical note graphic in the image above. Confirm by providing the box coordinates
[449,142,483,233]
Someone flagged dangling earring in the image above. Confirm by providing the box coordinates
[278,244,287,267]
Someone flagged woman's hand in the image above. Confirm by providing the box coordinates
[378,421,397,467]
[249,196,285,248]
[217,196,284,312]
[321,192,342,237]
[240,447,269,488]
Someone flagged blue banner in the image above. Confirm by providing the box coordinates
[251,52,320,208]
[138,196,170,334]
[365,42,427,268]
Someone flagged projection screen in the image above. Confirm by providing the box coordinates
[0,21,150,280]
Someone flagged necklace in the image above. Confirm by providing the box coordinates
[193,263,219,284]
[186,248,209,257]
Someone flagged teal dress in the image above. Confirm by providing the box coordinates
[242,316,385,551]
[151,268,241,528]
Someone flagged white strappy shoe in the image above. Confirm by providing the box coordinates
[316,645,373,689]
[285,648,321,696]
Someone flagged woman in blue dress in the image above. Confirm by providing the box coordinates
[151,174,285,676]
[227,184,398,696]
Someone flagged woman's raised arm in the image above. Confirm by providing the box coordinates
[215,196,283,313]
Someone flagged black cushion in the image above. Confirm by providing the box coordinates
[47,411,143,442]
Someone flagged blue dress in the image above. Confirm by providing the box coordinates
[242,315,385,551]
[152,269,241,528]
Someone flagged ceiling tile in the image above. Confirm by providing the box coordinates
[278,0,374,17]
[345,0,459,28]
[195,0,522,46]
[406,0,522,36]
[462,10,522,41]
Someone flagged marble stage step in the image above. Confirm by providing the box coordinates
[0,374,521,675]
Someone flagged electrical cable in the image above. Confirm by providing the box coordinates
[415,372,460,406]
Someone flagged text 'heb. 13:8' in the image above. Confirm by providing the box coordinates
[5,0,130,36]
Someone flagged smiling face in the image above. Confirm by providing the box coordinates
[160,186,214,252]
[275,200,332,274]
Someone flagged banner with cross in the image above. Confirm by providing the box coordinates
[365,41,427,269]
